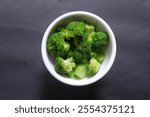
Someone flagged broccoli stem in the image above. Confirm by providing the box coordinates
[67,71,75,78]
[94,53,105,63]
[74,64,88,79]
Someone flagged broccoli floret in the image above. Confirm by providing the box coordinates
[85,24,95,34]
[67,50,74,58]
[72,51,83,64]
[84,24,95,39]
[73,41,92,64]
[61,28,74,39]
[78,41,92,61]
[47,32,70,57]
[67,21,86,36]
[88,57,100,75]
[47,32,63,55]
[92,32,109,53]
[74,64,88,79]
[67,36,83,49]
[57,41,70,58]
[55,57,76,74]
[73,36,83,47]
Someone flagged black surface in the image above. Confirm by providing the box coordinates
[0,0,150,100]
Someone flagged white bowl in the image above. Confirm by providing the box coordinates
[41,11,116,86]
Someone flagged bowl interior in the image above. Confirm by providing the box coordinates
[43,12,116,86]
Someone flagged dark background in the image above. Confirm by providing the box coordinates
[0,0,150,100]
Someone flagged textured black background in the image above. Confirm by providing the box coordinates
[0,0,150,99]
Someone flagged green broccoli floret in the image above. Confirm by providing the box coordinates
[72,28,94,64]
[85,24,95,34]
[55,57,76,74]
[73,41,92,64]
[67,21,86,36]
[78,41,92,61]
[84,24,95,39]
[92,32,109,53]
[73,36,83,47]
[47,32,70,57]
[72,51,83,64]
[47,32,63,55]
[57,42,70,58]
[61,28,74,39]
[91,52,105,63]
[67,50,74,58]
[88,57,100,75]
[67,36,83,49]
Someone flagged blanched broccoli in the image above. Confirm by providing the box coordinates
[55,57,76,74]
[61,28,74,39]
[71,27,94,64]
[73,41,92,63]
[91,52,105,63]
[72,51,83,64]
[67,71,75,78]
[47,32,63,55]
[88,57,100,75]
[67,21,86,36]
[47,32,70,58]
[73,36,83,48]
[74,64,88,79]
[47,21,109,79]
[85,25,95,34]
[92,32,109,53]
[84,24,95,39]
[67,50,74,58]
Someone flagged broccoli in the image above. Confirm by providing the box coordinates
[55,57,76,74]
[74,57,100,78]
[67,50,74,58]
[74,64,88,79]
[85,24,95,34]
[72,51,83,64]
[78,41,92,61]
[60,28,74,39]
[94,53,105,63]
[67,71,75,78]
[91,52,105,63]
[71,30,95,64]
[84,24,95,39]
[57,42,70,58]
[47,32,70,58]
[73,41,92,64]
[47,21,109,79]
[92,32,109,53]
[73,36,83,48]
[88,57,100,75]
[67,21,86,36]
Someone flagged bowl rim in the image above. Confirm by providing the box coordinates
[41,11,116,86]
